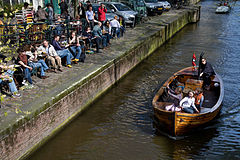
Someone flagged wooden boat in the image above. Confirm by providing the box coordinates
[152,66,224,137]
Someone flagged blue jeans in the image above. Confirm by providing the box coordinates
[0,70,18,93]
[24,68,33,84]
[105,33,111,45]
[102,35,107,47]
[70,46,81,60]
[111,27,120,38]
[120,26,125,37]
[183,107,194,114]
[57,49,73,65]
[29,60,48,77]
[38,59,49,71]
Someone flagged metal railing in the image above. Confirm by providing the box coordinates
[0,18,89,47]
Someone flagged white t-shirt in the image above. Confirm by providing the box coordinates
[180,97,195,108]
[110,19,120,28]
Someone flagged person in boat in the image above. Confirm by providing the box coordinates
[180,91,199,113]
[200,58,215,90]
[165,86,183,112]
[194,88,204,112]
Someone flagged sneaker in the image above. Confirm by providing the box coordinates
[12,93,21,98]
[67,65,72,68]
[58,68,63,72]
[28,85,34,89]
[71,59,79,62]
[22,80,27,86]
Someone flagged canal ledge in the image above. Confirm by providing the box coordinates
[0,5,200,160]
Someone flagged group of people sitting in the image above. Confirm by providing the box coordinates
[165,86,204,114]
[0,1,129,100]
[0,30,89,99]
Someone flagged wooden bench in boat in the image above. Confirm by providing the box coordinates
[183,78,203,94]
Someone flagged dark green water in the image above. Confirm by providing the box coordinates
[29,0,240,159]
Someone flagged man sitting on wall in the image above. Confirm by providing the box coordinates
[26,45,50,79]
[0,64,21,98]
[17,48,34,88]
[92,22,107,53]
[52,35,74,68]
[38,40,63,72]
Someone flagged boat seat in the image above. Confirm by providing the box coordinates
[183,79,203,94]
[200,107,211,113]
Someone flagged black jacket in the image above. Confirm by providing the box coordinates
[77,6,86,19]
[59,2,68,14]
[201,62,215,76]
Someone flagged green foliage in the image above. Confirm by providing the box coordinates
[0,3,24,18]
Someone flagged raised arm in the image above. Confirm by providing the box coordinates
[168,90,181,100]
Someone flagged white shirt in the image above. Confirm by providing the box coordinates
[38,45,58,57]
[110,19,120,28]
[180,97,196,108]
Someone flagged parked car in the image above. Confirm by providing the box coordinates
[92,3,119,22]
[145,0,164,15]
[120,0,148,17]
[102,2,138,28]
[158,0,171,11]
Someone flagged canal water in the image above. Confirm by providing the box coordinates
[29,0,240,159]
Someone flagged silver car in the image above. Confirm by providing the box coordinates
[92,3,118,22]
[103,2,138,27]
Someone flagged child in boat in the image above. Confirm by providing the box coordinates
[165,86,183,112]
[180,91,199,113]
[194,88,204,112]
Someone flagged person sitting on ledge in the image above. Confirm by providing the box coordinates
[68,31,83,63]
[52,35,74,67]
[38,40,63,72]
[92,22,107,52]
[0,65,21,98]
[17,48,34,88]
[180,91,199,114]
[26,45,50,79]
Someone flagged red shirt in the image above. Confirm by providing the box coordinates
[17,53,28,68]
[98,7,107,22]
